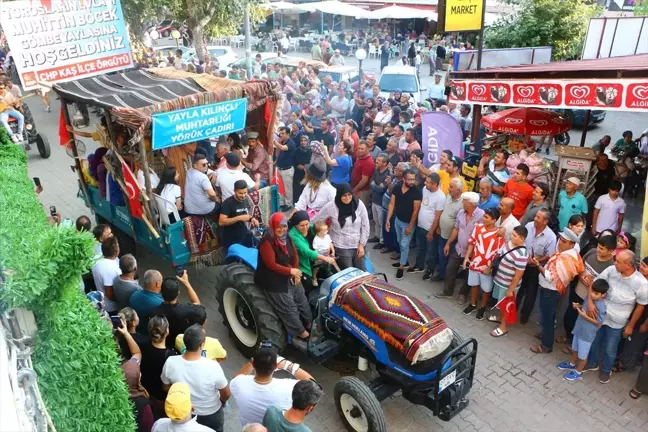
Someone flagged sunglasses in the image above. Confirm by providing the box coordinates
[309,378,323,391]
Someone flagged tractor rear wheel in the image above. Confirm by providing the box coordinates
[36,134,51,159]
[334,377,387,432]
[215,263,286,357]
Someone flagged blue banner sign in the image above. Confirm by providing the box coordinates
[152,98,248,150]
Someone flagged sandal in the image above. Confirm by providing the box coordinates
[530,345,552,354]
[561,347,573,355]
[380,248,390,254]
[487,315,501,323]
[612,363,626,373]
[390,254,400,261]
[534,333,543,341]
[555,336,570,344]
[629,388,642,399]
[491,328,508,337]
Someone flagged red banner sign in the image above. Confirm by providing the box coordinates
[450,79,648,112]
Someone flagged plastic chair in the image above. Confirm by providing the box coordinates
[152,193,180,226]
[368,45,377,59]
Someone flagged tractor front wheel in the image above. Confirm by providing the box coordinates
[215,263,286,358]
[334,377,387,432]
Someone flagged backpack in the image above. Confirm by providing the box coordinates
[491,246,526,279]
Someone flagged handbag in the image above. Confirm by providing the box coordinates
[491,246,526,279]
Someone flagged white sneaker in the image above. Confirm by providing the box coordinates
[11,134,19,143]
[15,134,23,143]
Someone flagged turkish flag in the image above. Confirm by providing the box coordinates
[495,295,518,325]
[270,168,285,196]
[121,161,144,219]
[58,104,68,146]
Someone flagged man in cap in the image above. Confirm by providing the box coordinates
[427,73,446,102]
[214,152,259,201]
[531,228,583,355]
[242,131,269,187]
[558,177,588,231]
[436,190,484,303]
[219,180,259,249]
[152,382,215,431]
[328,48,345,66]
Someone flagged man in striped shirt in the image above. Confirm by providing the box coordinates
[490,225,529,337]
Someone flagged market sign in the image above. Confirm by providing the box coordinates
[445,0,484,32]
[421,112,464,168]
[450,79,648,112]
[151,98,248,150]
[0,0,133,91]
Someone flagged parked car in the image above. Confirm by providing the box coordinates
[317,66,375,92]
[184,46,238,68]
[553,109,606,128]
[223,52,281,75]
[378,65,424,103]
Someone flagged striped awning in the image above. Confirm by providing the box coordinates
[52,70,206,110]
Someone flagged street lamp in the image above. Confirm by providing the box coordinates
[355,48,367,82]
[171,29,181,48]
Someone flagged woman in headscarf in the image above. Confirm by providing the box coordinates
[290,119,305,145]
[312,183,370,270]
[255,212,312,341]
[293,135,312,205]
[288,211,337,292]
[374,101,393,125]
[293,162,337,219]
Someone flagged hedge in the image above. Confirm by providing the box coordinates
[0,132,136,432]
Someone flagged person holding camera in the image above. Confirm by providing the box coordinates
[230,344,314,427]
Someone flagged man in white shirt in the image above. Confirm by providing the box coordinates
[184,154,219,219]
[591,180,625,235]
[329,88,349,121]
[412,172,446,280]
[152,382,214,432]
[427,74,446,102]
[496,197,520,241]
[328,49,345,66]
[91,236,121,314]
[161,324,230,432]
[215,152,259,201]
[229,345,314,427]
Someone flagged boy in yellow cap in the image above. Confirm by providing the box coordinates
[152,382,215,431]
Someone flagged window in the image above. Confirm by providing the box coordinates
[208,49,227,57]
[379,74,418,93]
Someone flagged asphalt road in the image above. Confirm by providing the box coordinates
[21,58,648,432]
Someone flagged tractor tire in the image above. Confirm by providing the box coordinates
[334,376,387,432]
[36,134,51,159]
[555,132,570,146]
[450,331,473,372]
[215,262,286,358]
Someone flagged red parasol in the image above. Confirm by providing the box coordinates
[481,107,572,136]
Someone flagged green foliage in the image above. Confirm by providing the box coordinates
[0,138,136,431]
[635,0,648,16]
[485,0,601,60]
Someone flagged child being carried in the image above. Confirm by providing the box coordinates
[312,221,337,286]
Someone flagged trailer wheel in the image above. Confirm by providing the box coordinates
[36,134,51,159]
[334,377,386,432]
[215,262,286,357]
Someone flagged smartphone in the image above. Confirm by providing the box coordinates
[175,265,185,277]
[110,315,122,329]
[49,206,56,217]
[33,177,41,188]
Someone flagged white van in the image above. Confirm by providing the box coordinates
[378,65,423,103]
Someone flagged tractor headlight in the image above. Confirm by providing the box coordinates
[25,124,33,130]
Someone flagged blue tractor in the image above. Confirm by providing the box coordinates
[215,245,477,432]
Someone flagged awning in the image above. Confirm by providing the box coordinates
[52,70,205,110]
[368,5,437,21]
[259,1,315,13]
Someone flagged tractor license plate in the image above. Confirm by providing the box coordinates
[439,370,457,392]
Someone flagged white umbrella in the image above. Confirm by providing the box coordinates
[259,1,315,13]
[309,1,372,19]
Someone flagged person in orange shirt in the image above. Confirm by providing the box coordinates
[503,163,534,220]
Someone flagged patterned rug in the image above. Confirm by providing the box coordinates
[248,186,272,226]
[183,216,222,267]
[338,279,453,364]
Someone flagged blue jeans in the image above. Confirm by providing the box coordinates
[437,237,453,278]
[394,218,413,267]
[586,324,623,373]
[382,209,397,252]
[415,226,438,271]
[539,287,561,350]
[0,109,24,135]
